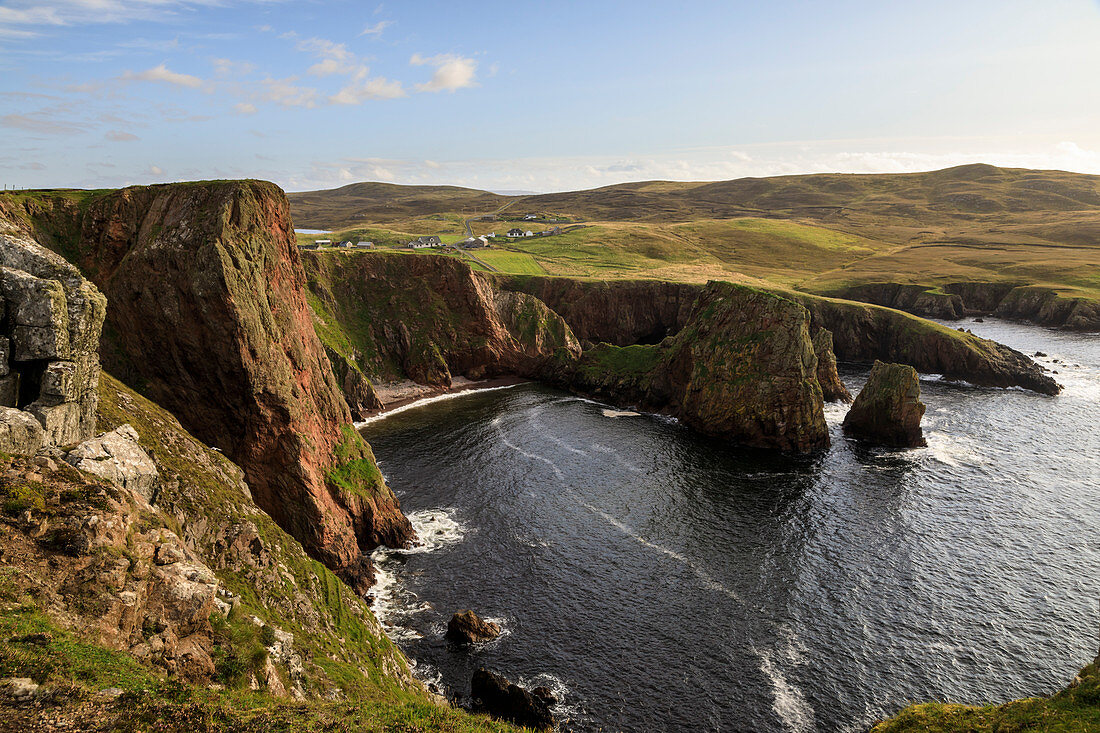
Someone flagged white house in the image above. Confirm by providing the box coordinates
[355,241,373,248]
[314,239,332,246]
[506,228,525,238]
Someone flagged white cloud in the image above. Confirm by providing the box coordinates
[308,58,358,77]
[213,58,256,78]
[330,76,405,104]
[120,64,203,89]
[410,53,478,93]
[359,20,391,37]
[260,76,319,109]
[105,130,139,141]
[148,164,164,175]
[233,102,257,115]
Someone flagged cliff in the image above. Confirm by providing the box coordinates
[491,275,698,346]
[0,183,412,593]
[302,251,581,387]
[825,281,1100,331]
[551,282,830,452]
[787,293,1060,395]
[813,328,852,403]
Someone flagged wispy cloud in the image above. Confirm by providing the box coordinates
[105,129,139,141]
[410,53,477,93]
[359,20,391,37]
[0,113,84,135]
[234,102,257,115]
[120,63,204,89]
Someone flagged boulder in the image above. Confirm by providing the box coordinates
[0,406,44,455]
[471,668,554,731]
[1,677,39,703]
[842,361,927,447]
[446,610,501,645]
[812,327,852,403]
[65,424,159,500]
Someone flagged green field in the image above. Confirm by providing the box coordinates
[287,164,1100,305]
[476,249,546,274]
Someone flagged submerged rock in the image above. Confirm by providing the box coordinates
[471,668,554,731]
[842,361,927,448]
[446,610,501,645]
[812,327,852,403]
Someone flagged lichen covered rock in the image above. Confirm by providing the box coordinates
[842,360,927,447]
[0,221,106,448]
[65,423,159,500]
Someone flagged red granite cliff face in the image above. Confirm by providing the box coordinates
[10,182,412,592]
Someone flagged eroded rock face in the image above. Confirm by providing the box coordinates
[0,407,44,455]
[10,182,411,592]
[446,610,501,645]
[303,252,581,389]
[471,668,554,731]
[813,328,852,403]
[0,223,106,448]
[842,361,927,448]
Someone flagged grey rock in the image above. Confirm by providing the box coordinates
[65,424,159,500]
[0,374,17,408]
[2,677,39,702]
[0,406,45,455]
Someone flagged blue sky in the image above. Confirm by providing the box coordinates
[3,0,1100,192]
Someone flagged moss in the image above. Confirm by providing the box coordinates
[325,425,385,500]
[1,481,45,515]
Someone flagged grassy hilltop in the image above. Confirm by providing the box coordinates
[288,164,1100,309]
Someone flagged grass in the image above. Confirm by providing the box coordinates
[475,250,546,274]
[872,657,1100,732]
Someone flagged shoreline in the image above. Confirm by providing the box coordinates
[356,376,529,426]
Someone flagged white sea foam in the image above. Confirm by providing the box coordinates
[355,383,522,427]
[496,427,565,479]
[752,641,815,733]
[591,443,643,474]
[602,408,640,418]
[369,508,467,643]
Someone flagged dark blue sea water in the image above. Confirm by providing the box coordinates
[362,319,1100,732]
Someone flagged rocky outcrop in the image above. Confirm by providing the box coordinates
[556,282,830,452]
[3,182,412,593]
[828,281,1100,331]
[0,220,106,447]
[813,327,852,403]
[0,406,44,455]
[64,423,158,501]
[993,286,1100,331]
[789,293,1060,395]
[471,668,554,731]
[842,361,927,447]
[446,610,501,645]
[303,252,581,388]
[492,274,698,345]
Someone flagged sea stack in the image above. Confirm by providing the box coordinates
[813,327,853,403]
[842,361,927,447]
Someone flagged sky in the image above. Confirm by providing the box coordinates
[4,0,1100,193]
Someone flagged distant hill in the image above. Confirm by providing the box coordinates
[288,182,510,228]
